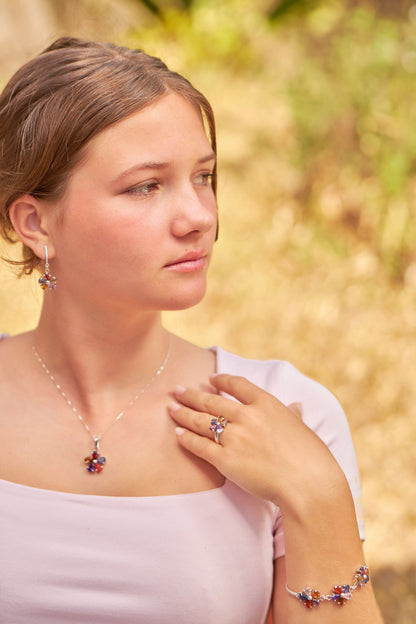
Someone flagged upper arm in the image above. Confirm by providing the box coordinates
[271,556,288,624]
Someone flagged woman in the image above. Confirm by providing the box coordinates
[0,37,382,623]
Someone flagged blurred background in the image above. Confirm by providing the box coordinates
[0,0,415,621]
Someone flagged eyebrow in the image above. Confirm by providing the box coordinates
[114,152,216,183]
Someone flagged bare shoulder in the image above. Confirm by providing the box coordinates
[0,332,37,469]
[170,334,216,389]
[0,332,36,416]
[0,331,33,375]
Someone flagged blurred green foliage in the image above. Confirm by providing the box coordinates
[127,0,415,281]
[284,5,416,279]
[132,0,315,22]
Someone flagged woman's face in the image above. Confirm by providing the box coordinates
[48,93,218,313]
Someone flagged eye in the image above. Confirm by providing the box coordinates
[195,172,214,187]
[126,181,160,197]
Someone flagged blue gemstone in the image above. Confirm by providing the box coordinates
[98,457,106,464]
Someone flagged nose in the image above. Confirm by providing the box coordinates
[170,185,217,239]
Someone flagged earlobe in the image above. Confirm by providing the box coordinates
[8,195,54,259]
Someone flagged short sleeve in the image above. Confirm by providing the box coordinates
[272,509,285,559]
[213,348,365,560]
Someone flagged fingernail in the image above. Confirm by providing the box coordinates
[168,402,181,412]
[174,385,187,395]
[175,427,185,436]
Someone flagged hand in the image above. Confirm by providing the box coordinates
[168,374,344,511]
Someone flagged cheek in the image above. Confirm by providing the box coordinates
[56,208,160,277]
[209,195,219,224]
[86,226,157,270]
[70,198,160,247]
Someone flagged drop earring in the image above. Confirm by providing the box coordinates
[38,245,57,291]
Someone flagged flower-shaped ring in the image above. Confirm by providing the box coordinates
[209,416,228,444]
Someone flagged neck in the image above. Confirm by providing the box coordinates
[33,297,171,419]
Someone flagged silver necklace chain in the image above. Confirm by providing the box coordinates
[31,336,171,472]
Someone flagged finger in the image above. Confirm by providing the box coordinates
[175,427,223,465]
[173,385,239,421]
[168,402,229,442]
[209,374,272,406]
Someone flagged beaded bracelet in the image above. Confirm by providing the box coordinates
[286,564,370,609]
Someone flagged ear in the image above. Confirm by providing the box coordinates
[8,195,56,260]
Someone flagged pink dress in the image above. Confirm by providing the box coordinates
[0,342,364,623]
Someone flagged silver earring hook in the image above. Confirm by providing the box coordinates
[38,245,56,290]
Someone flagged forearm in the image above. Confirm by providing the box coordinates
[169,374,383,622]
[278,469,383,623]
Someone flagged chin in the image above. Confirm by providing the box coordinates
[162,285,207,312]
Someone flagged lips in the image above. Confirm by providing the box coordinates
[164,250,207,272]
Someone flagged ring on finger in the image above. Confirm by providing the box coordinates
[209,416,228,444]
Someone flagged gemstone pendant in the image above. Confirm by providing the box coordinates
[38,272,57,291]
[84,439,106,473]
